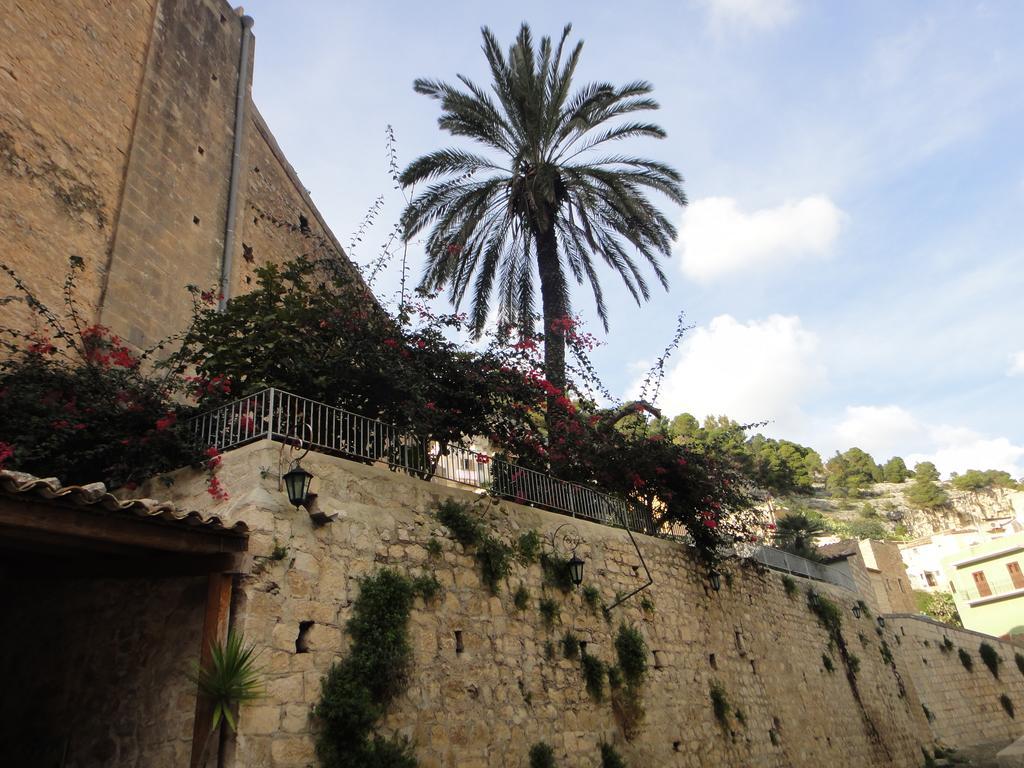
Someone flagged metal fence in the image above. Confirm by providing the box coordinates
[751,546,857,591]
[190,387,656,534]
[959,577,1024,603]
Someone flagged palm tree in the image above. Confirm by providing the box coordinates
[400,23,686,441]
[774,512,828,556]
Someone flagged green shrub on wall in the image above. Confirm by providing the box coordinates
[435,499,481,546]
[581,652,606,702]
[614,624,647,686]
[781,575,797,597]
[562,631,580,660]
[517,530,542,565]
[513,584,530,611]
[475,535,513,594]
[314,570,420,768]
[582,585,602,613]
[539,598,560,629]
[979,642,1001,678]
[958,648,974,672]
[1000,694,1015,719]
[541,552,575,593]
[599,742,627,768]
[529,742,557,768]
[1016,652,1024,676]
[709,681,731,728]
[433,498,511,594]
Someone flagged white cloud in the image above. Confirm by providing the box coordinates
[1008,351,1024,376]
[648,314,824,432]
[675,195,845,283]
[835,405,925,460]
[699,0,797,31]
[832,405,1024,478]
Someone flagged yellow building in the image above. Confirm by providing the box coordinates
[943,530,1024,640]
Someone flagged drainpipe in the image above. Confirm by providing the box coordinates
[219,14,255,312]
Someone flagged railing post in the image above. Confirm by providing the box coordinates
[266,387,275,441]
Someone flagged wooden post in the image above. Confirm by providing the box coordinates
[190,572,233,768]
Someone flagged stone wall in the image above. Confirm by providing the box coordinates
[0,0,157,332]
[888,614,1024,749]
[0,0,360,349]
[99,0,247,347]
[0,572,207,767]
[153,442,937,768]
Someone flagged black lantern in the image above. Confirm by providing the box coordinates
[568,554,585,587]
[851,603,862,619]
[876,616,886,629]
[283,462,314,508]
[710,571,721,591]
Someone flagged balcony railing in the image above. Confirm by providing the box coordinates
[190,388,657,534]
[751,546,857,592]
[188,387,859,591]
[960,577,1024,604]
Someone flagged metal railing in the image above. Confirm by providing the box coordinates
[752,545,857,591]
[190,387,656,534]
[960,577,1024,603]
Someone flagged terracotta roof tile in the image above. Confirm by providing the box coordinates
[0,469,247,535]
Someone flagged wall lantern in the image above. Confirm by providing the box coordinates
[851,603,862,619]
[283,462,314,508]
[876,616,886,629]
[568,553,585,587]
[709,571,722,592]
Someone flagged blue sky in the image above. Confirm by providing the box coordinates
[243,0,1024,476]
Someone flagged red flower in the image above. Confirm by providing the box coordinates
[425,401,437,411]
[475,454,491,465]
[702,518,718,528]
[416,340,426,349]
[206,475,229,501]
[51,419,71,430]
[383,338,399,348]
[109,347,137,368]
[155,413,177,431]
[28,338,56,355]
[0,442,14,466]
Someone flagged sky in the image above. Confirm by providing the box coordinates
[242,0,1024,478]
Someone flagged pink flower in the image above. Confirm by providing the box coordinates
[0,442,14,466]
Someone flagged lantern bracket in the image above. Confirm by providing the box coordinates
[278,423,313,492]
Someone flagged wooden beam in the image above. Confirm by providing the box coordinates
[0,498,247,555]
[190,573,233,768]
[0,537,250,577]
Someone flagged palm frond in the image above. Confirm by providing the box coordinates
[401,23,686,359]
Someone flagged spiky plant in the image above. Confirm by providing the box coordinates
[401,23,685,441]
[191,632,264,734]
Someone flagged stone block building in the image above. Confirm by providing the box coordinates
[1,0,359,347]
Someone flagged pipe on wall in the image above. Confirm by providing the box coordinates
[218,14,255,312]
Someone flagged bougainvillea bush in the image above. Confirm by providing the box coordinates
[173,258,762,561]
[2,255,764,561]
[0,258,202,489]
[171,259,548,458]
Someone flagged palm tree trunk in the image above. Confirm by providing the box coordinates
[535,225,569,466]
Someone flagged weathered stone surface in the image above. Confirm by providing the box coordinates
[149,441,1007,768]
